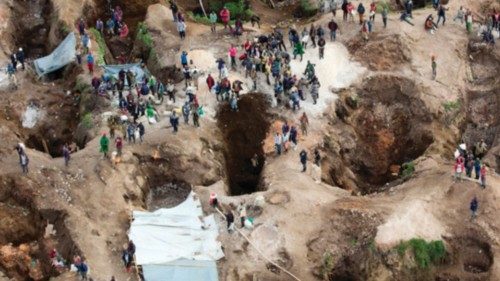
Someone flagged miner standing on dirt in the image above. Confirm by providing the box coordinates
[431,55,437,80]
[16,144,29,174]
[300,149,308,172]
[100,133,109,158]
[62,144,71,166]
[220,6,231,30]
[470,196,478,220]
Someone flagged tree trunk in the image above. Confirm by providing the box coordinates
[199,0,207,17]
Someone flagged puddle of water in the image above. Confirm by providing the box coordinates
[22,104,43,128]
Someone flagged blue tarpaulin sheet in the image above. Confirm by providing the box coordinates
[142,260,218,281]
[34,32,76,76]
[101,63,150,85]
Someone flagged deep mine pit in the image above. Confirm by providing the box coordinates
[327,75,434,193]
[217,93,271,196]
[0,176,80,280]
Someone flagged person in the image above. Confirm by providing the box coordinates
[473,158,481,180]
[465,9,473,34]
[475,139,487,158]
[100,133,109,158]
[274,132,283,155]
[119,23,129,38]
[369,1,376,22]
[480,164,486,188]
[465,153,474,178]
[299,112,309,135]
[16,48,25,70]
[206,74,215,91]
[310,79,320,104]
[209,192,218,208]
[182,102,190,124]
[289,125,298,147]
[229,45,237,69]
[170,111,179,133]
[19,150,29,174]
[453,6,465,24]
[250,15,261,28]
[347,1,355,22]
[7,63,17,89]
[318,36,326,59]
[470,196,478,220]
[342,0,348,21]
[293,42,305,61]
[115,136,123,156]
[10,52,17,71]
[453,158,464,181]
[177,20,186,39]
[96,18,104,33]
[200,10,213,32]
[87,53,94,74]
[121,244,132,272]
[62,144,71,166]
[238,204,247,227]
[382,7,388,28]
[436,4,448,26]
[328,18,338,41]
[357,3,366,24]
[75,259,89,280]
[331,0,338,17]
[230,94,238,111]
[405,0,413,18]
[127,123,136,143]
[300,149,308,172]
[220,6,231,29]
[170,0,179,21]
[77,18,86,35]
[431,55,437,80]
[166,79,175,102]
[314,149,321,166]
[137,122,145,142]
[361,20,369,40]
[193,110,200,127]
[225,210,234,233]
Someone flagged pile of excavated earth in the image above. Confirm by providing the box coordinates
[0,0,499,280]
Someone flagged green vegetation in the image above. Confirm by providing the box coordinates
[442,100,461,112]
[81,113,94,129]
[186,11,212,25]
[209,0,253,20]
[136,22,153,48]
[300,0,319,17]
[376,0,390,13]
[401,161,415,178]
[395,239,446,269]
[89,28,106,65]
[320,251,335,280]
[73,78,91,94]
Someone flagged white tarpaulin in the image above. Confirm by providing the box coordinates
[34,32,76,76]
[129,191,224,266]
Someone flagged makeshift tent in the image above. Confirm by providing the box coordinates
[34,32,76,76]
[101,63,149,85]
[129,191,224,281]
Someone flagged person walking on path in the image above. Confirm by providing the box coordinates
[274,132,283,155]
[470,196,478,220]
[293,42,305,61]
[62,144,71,166]
[20,151,29,174]
[177,20,186,39]
[138,122,145,142]
[328,18,339,41]
[480,164,487,188]
[357,3,366,24]
[170,111,179,133]
[299,112,309,136]
[210,11,217,33]
[431,55,437,80]
[100,133,109,158]
[87,53,94,74]
[436,4,448,26]
[300,149,308,172]
[453,157,464,181]
[382,7,388,28]
[318,36,326,59]
[314,148,321,166]
[225,210,234,233]
[229,45,237,70]
[474,158,481,180]
[453,6,465,24]
[115,136,123,156]
[193,110,200,127]
[220,6,231,30]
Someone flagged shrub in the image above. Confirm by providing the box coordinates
[395,239,446,269]
[81,113,94,129]
[401,161,415,178]
[299,0,319,17]
[442,100,461,112]
[321,251,334,279]
[89,28,106,65]
[376,0,390,13]
[225,0,251,20]
[136,22,153,48]
[73,78,91,93]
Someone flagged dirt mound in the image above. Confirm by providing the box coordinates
[217,93,272,195]
[323,74,434,193]
[346,34,411,71]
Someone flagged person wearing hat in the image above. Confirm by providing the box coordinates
[16,48,25,70]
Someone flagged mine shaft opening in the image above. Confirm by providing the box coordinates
[146,177,192,211]
[12,0,54,59]
[92,0,158,60]
[329,75,434,194]
[217,93,271,196]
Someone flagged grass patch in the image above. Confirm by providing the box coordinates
[187,11,212,25]
[73,78,91,94]
[395,239,446,269]
[401,161,415,178]
[89,28,106,66]
[81,112,94,129]
[376,0,391,13]
[136,22,153,48]
[442,100,461,112]
[321,251,335,280]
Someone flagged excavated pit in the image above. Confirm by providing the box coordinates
[326,75,434,193]
[92,0,158,60]
[146,178,191,211]
[217,93,271,196]
[0,176,80,280]
[12,0,53,59]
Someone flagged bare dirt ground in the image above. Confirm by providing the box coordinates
[0,0,499,280]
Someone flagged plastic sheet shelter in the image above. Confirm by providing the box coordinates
[101,63,149,85]
[129,192,224,281]
[34,32,76,76]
